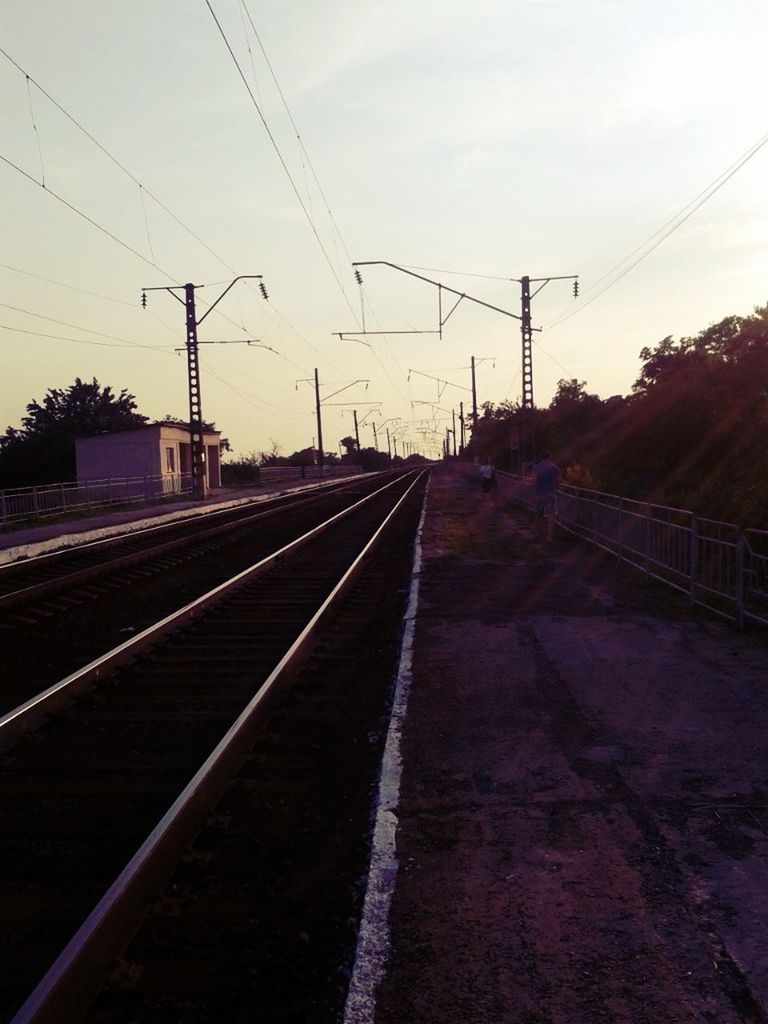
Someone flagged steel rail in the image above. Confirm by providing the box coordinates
[11,468,426,1024]
[0,472,373,573]
[0,470,419,754]
[0,473,387,610]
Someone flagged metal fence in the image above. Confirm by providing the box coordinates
[0,474,193,525]
[0,465,364,526]
[498,472,768,628]
[257,465,360,484]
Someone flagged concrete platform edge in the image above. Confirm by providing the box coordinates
[342,477,430,1024]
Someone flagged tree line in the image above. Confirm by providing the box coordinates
[469,304,768,528]
[0,379,420,490]
[2,304,765,526]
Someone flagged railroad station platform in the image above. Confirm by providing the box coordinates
[347,463,768,1024]
[4,464,768,1021]
[0,478,347,565]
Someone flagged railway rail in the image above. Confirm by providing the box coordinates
[0,471,407,714]
[0,469,428,1023]
[0,473,390,609]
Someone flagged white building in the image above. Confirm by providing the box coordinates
[75,421,221,493]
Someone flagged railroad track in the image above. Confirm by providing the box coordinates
[0,473,393,609]
[0,469,427,1023]
[0,472,408,714]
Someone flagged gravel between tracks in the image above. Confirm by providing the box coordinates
[373,464,768,1024]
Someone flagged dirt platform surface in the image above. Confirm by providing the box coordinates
[374,465,768,1024]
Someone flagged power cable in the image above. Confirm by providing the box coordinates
[0,47,241,279]
[0,152,176,278]
[0,322,173,351]
[545,129,768,331]
[203,0,361,327]
[1,49,287,355]
[200,358,309,419]
[239,1,356,268]
[0,301,175,349]
[25,74,45,187]
[402,264,512,281]
[0,156,272,348]
[0,263,136,305]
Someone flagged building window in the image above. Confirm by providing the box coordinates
[166,446,176,473]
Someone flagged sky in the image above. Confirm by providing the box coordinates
[2,0,767,463]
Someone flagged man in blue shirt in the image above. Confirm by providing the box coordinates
[533,450,561,541]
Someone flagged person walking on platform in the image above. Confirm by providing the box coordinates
[533,450,561,541]
[479,459,498,501]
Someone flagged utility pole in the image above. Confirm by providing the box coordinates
[313,368,324,472]
[513,273,578,463]
[184,284,204,496]
[353,409,360,454]
[452,409,457,457]
[142,275,267,499]
[514,274,579,409]
[296,372,372,474]
[459,402,465,454]
[372,421,378,451]
[520,276,533,410]
[386,428,392,461]
[471,356,478,428]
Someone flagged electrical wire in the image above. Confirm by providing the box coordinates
[544,129,768,331]
[0,301,177,354]
[0,263,136,305]
[0,301,175,348]
[0,152,176,279]
[0,322,173,351]
[2,45,349,385]
[239,1,357,269]
[0,47,242,280]
[200,358,309,419]
[265,300,345,377]
[203,0,361,328]
[1,48,272,341]
[25,73,45,187]
[402,264,512,281]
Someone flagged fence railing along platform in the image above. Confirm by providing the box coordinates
[0,474,193,526]
[498,472,768,629]
[0,465,364,527]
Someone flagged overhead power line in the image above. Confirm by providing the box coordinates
[0,47,241,279]
[203,0,361,327]
[0,263,136,305]
[239,1,356,269]
[0,322,172,351]
[0,152,177,278]
[1,43,354,385]
[0,47,281,346]
[0,301,175,348]
[545,128,768,331]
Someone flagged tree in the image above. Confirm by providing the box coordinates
[259,440,283,465]
[0,377,148,487]
[220,451,262,486]
[339,435,357,458]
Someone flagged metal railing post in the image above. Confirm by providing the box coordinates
[689,514,698,606]
[736,530,745,629]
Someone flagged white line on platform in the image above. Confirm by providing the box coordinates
[342,479,429,1024]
